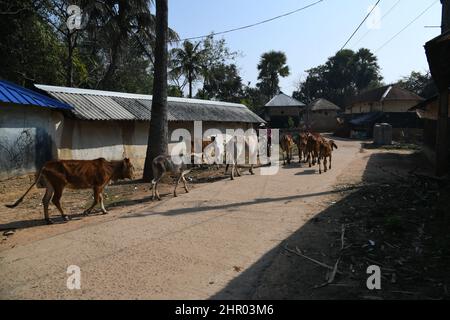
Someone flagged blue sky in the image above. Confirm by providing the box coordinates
[168,0,442,96]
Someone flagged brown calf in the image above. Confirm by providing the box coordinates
[280,134,294,164]
[305,133,324,167]
[6,158,134,224]
[294,132,308,163]
[318,139,338,174]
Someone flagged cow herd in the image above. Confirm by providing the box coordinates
[5,132,338,224]
[280,132,338,174]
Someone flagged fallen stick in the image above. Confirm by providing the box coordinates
[284,245,334,270]
[329,257,340,282]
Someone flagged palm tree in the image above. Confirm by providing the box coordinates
[256,51,290,99]
[170,40,206,98]
[143,0,168,181]
[86,0,178,89]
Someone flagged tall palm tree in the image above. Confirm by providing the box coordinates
[87,0,178,89]
[256,51,290,99]
[143,0,168,181]
[170,40,205,98]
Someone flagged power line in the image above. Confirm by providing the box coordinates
[172,0,325,43]
[375,0,439,53]
[352,0,402,48]
[340,0,382,51]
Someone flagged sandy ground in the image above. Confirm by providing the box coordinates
[0,139,414,299]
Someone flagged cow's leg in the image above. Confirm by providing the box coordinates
[249,164,254,175]
[174,174,182,197]
[99,191,108,214]
[225,164,229,174]
[151,172,164,201]
[323,156,328,173]
[42,184,54,225]
[182,174,189,193]
[83,187,100,215]
[319,157,322,174]
[52,186,70,221]
[230,164,235,180]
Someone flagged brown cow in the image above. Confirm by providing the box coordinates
[294,132,308,163]
[318,139,338,174]
[5,158,134,224]
[280,134,294,165]
[305,133,324,167]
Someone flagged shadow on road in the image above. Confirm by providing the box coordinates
[208,150,439,300]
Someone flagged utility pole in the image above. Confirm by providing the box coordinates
[435,0,450,176]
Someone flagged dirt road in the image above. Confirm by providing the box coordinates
[1,139,367,299]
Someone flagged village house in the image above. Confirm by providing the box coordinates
[341,85,424,141]
[304,98,340,132]
[411,91,450,164]
[345,84,424,114]
[264,93,305,128]
[0,80,73,179]
[0,81,264,179]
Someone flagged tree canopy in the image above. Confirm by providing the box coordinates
[293,48,383,108]
[396,71,438,99]
[256,51,290,100]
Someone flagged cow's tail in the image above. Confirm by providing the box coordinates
[331,141,338,150]
[5,168,44,208]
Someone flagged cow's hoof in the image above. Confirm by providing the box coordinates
[63,215,70,221]
[102,211,108,215]
[46,219,54,225]
[174,194,178,197]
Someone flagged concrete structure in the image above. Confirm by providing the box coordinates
[305,98,340,132]
[0,82,264,179]
[264,93,305,128]
[0,80,72,180]
[38,85,265,171]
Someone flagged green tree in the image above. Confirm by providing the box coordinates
[293,48,383,107]
[199,64,243,102]
[143,0,168,181]
[0,0,65,87]
[397,71,438,99]
[240,85,267,115]
[170,40,206,98]
[256,51,290,99]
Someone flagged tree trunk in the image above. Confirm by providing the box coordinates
[188,71,193,98]
[143,0,169,182]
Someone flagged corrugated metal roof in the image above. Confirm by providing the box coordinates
[35,84,265,123]
[265,93,305,107]
[0,80,72,110]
